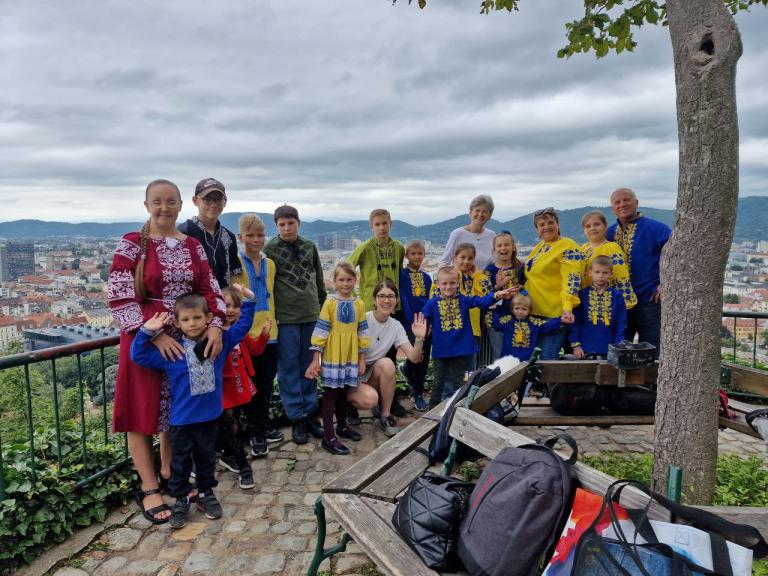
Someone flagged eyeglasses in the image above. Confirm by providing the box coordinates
[201,195,227,205]
[375,294,397,301]
[148,200,180,208]
[534,207,556,218]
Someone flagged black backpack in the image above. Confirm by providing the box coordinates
[457,434,578,576]
[426,366,503,465]
[548,383,656,416]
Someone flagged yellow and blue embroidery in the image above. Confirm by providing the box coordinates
[614,222,637,273]
[513,321,531,347]
[409,270,426,297]
[525,242,551,272]
[438,298,463,332]
[588,289,612,326]
[567,272,581,295]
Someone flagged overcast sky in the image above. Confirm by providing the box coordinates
[1,1,766,224]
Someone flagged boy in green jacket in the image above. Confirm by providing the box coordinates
[264,205,327,445]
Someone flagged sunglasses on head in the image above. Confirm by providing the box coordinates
[534,207,556,218]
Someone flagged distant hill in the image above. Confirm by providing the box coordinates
[1,197,766,245]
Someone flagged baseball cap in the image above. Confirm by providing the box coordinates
[194,178,226,199]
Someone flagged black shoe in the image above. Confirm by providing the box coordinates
[292,420,308,445]
[169,497,190,529]
[391,399,408,418]
[238,466,255,490]
[306,418,324,439]
[196,491,223,520]
[265,428,285,443]
[218,453,240,473]
[249,436,269,458]
[346,406,362,426]
[372,404,382,419]
[336,426,362,442]
[321,437,350,456]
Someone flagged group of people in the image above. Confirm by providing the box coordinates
[108,180,670,528]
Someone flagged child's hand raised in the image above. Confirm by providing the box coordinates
[144,312,170,332]
[261,320,273,336]
[494,287,516,300]
[411,312,428,339]
[230,282,255,299]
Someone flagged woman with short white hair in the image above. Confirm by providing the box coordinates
[438,194,496,270]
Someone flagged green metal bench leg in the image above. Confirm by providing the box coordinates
[307,496,353,576]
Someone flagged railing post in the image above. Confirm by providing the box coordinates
[77,354,88,473]
[753,317,758,368]
[100,348,109,446]
[24,365,37,484]
[50,359,63,463]
[733,316,737,361]
[0,429,6,500]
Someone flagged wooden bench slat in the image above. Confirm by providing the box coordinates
[723,362,768,397]
[362,439,432,502]
[693,505,768,540]
[513,406,655,427]
[450,407,671,521]
[323,493,439,576]
[719,414,760,438]
[539,361,658,386]
[324,361,530,494]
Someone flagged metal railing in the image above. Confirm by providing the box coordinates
[721,309,768,369]
[0,335,129,500]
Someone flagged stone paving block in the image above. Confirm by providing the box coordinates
[252,493,276,505]
[303,492,322,506]
[248,520,271,534]
[210,536,232,552]
[293,452,309,460]
[261,484,281,493]
[157,542,192,562]
[293,461,312,472]
[221,554,253,573]
[252,552,286,574]
[278,491,304,505]
[183,552,218,573]
[170,522,207,542]
[287,507,316,522]
[94,556,128,576]
[53,569,89,576]
[245,506,268,519]
[107,528,143,551]
[269,521,293,534]
[136,530,167,555]
[203,520,224,535]
[226,492,254,505]
[225,520,247,533]
[127,514,155,531]
[80,558,104,572]
[298,521,317,535]
[275,534,308,551]
[193,536,213,552]
[156,564,179,576]
[269,505,286,521]
[117,559,166,575]
[315,460,336,472]
[335,554,371,574]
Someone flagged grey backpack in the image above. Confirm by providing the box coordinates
[456,434,578,576]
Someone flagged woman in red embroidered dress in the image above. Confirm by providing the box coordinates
[109,179,226,523]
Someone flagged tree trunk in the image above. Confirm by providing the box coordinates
[652,0,742,503]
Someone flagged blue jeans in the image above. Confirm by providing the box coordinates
[539,323,568,360]
[577,539,701,575]
[277,322,318,422]
[430,355,474,409]
[626,301,661,358]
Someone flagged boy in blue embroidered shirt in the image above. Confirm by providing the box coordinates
[492,292,572,361]
[399,240,432,412]
[421,266,515,408]
[131,285,255,529]
[570,256,628,359]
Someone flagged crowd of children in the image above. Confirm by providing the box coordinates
[117,195,636,528]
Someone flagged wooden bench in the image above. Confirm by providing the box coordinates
[307,360,768,576]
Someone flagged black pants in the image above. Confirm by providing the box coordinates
[244,343,278,436]
[216,410,248,468]
[169,419,218,498]
[403,331,432,396]
[626,301,662,358]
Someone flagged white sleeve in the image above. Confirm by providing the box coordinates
[393,321,410,349]
[439,228,460,268]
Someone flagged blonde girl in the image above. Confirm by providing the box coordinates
[580,210,637,310]
[305,263,370,455]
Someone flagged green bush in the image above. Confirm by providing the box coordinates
[581,452,768,507]
[0,422,132,572]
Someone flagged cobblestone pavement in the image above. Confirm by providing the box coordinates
[46,405,766,576]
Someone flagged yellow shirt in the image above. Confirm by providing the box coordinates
[524,237,582,318]
[580,241,637,310]
[235,254,278,342]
